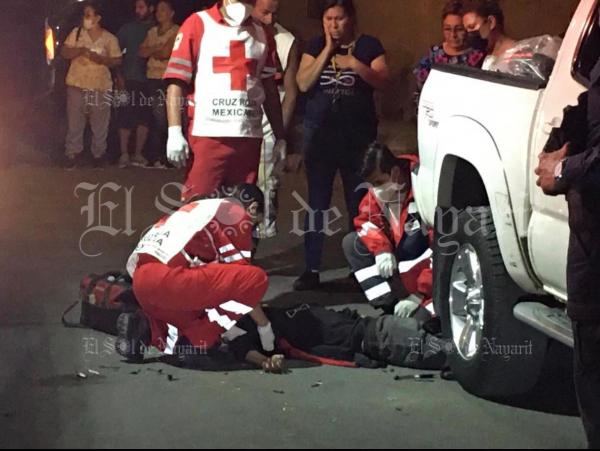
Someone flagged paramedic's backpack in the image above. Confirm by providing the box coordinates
[62,272,139,335]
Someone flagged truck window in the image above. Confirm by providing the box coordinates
[574,8,600,86]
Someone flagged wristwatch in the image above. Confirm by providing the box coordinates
[554,157,568,182]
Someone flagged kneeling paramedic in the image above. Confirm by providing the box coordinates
[117,184,276,364]
[343,142,431,316]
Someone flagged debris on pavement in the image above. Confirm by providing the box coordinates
[394,374,436,382]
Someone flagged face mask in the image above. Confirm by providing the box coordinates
[466,30,488,51]
[83,18,95,30]
[373,182,406,204]
[224,2,253,27]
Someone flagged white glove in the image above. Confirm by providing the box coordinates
[375,252,397,279]
[394,294,423,318]
[272,139,287,175]
[167,126,190,169]
[258,322,275,352]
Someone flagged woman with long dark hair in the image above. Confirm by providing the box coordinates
[294,0,390,291]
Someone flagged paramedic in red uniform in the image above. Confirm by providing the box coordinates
[116,184,277,366]
[163,0,286,201]
[343,143,432,316]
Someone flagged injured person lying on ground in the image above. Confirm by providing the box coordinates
[114,175,446,373]
[343,142,434,318]
[225,304,447,371]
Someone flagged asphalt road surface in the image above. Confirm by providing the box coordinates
[0,164,586,449]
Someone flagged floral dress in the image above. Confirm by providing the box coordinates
[414,45,486,100]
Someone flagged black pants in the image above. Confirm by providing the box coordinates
[574,321,600,449]
[302,126,375,272]
[342,230,429,310]
[147,79,168,164]
[116,80,152,130]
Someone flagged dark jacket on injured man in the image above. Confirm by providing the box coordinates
[227,304,446,370]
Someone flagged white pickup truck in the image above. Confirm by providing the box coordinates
[414,0,600,398]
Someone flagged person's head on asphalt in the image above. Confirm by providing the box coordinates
[361,142,412,205]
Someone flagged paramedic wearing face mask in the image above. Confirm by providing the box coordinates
[462,0,516,71]
[163,0,286,201]
[342,143,431,316]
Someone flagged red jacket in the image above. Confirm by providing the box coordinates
[354,154,422,256]
[354,154,434,303]
[129,199,254,275]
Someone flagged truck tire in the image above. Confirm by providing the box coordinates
[433,207,547,398]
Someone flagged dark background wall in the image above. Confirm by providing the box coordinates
[277,0,582,119]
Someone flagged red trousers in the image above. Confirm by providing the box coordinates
[133,261,269,350]
[183,136,262,201]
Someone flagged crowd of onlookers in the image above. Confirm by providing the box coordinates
[60,0,527,172]
[62,0,179,170]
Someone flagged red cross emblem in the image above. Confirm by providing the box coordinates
[213,41,257,92]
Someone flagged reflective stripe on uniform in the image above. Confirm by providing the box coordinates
[355,264,380,283]
[365,282,392,301]
[220,300,253,315]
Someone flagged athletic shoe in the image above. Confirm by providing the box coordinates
[131,154,149,168]
[118,154,130,169]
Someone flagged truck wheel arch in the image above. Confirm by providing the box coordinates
[433,116,539,293]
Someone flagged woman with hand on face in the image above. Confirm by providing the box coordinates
[294,0,390,291]
[414,0,485,102]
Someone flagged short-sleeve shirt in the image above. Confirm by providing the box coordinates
[118,20,154,82]
[64,27,122,91]
[303,34,385,132]
[145,25,180,80]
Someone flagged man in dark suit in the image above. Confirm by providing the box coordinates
[536,56,600,448]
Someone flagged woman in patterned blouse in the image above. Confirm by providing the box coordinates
[414,1,485,102]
